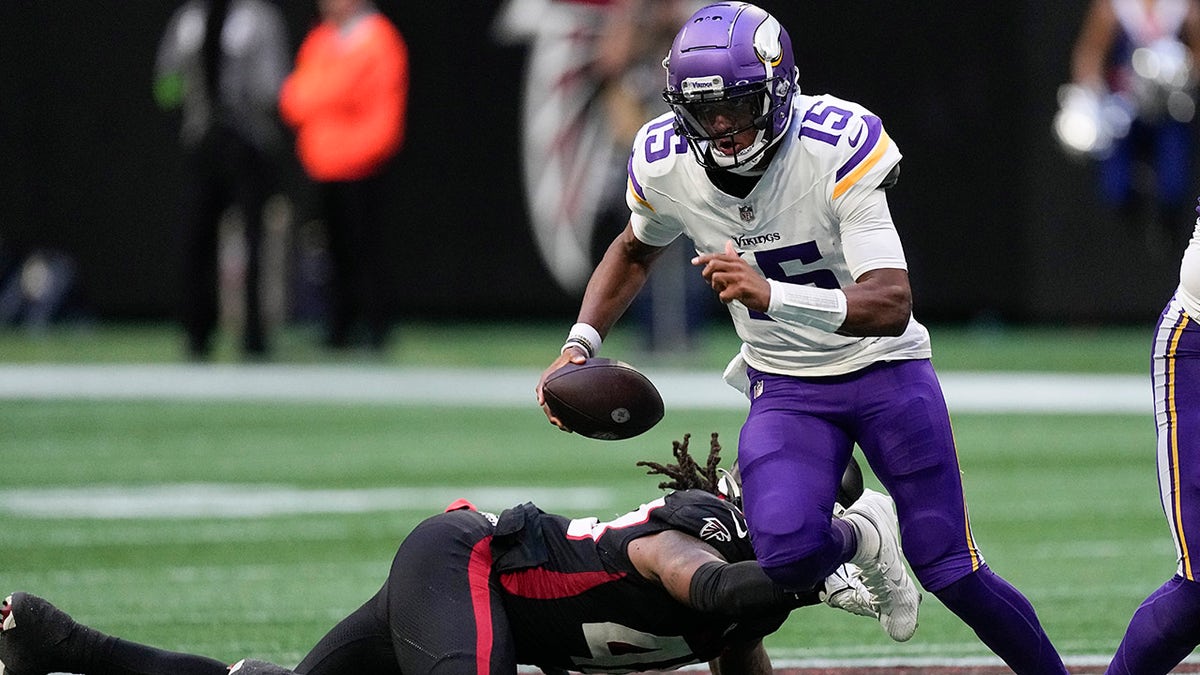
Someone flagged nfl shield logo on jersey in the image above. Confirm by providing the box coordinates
[738,205,755,223]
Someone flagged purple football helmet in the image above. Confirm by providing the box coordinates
[662,3,798,173]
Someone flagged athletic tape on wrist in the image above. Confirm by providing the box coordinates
[766,280,848,333]
[561,322,602,357]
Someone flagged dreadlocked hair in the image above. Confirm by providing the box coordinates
[636,432,724,495]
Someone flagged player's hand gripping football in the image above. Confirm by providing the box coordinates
[536,347,587,432]
[692,240,771,313]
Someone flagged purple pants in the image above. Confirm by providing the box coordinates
[1151,295,1200,580]
[738,358,982,592]
[1105,294,1200,673]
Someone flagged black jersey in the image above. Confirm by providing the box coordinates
[490,490,788,673]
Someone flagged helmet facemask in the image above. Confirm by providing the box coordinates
[664,75,795,173]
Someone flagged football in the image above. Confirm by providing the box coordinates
[542,358,664,440]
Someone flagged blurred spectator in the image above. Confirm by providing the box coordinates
[1064,0,1200,251]
[593,0,699,147]
[0,248,81,333]
[492,0,619,294]
[155,0,290,360]
[593,0,711,354]
[279,0,407,352]
[495,0,712,353]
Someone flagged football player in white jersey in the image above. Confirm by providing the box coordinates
[537,3,1068,672]
[1105,198,1200,674]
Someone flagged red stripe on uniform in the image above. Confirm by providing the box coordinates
[500,567,625,599]
[468,536,494,675]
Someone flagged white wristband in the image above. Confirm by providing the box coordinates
[766,280,848,333]
[561,322,603,357]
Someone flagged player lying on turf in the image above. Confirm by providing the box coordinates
[0,434,897,675]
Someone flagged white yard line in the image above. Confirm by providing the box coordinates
[0,484,615,519]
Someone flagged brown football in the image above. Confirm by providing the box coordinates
[542,358,664,440]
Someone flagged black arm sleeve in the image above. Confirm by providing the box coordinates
[688,560,820,616]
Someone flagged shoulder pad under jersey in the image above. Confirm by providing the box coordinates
[626,111,692,216]
[793,93,903,200]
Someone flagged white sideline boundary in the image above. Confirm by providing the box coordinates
[0,364,1150,413]
[0,484,616,519]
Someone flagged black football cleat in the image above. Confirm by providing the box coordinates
[0,592,92,675]
[228,659,298,674]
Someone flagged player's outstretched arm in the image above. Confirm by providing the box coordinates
[625,529,792,675]
[627,529,818,615]
[537,222,666,430]
[576,223,667,339]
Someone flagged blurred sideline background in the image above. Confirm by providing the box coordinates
[2,1,1197,670]
[2,1,1196,339]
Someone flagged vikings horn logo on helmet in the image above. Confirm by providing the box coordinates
[753,15,784,73]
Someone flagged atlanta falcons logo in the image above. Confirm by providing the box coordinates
[699,517,732,543]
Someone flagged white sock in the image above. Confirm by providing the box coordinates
[847,513,881,566]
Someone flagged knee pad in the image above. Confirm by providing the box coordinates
[757,534,844,591]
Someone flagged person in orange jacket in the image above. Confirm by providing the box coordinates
[280,0,407,350]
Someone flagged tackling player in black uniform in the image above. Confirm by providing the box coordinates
[0,434,876,675]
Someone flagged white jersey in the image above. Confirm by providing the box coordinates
[1178,216,1200,317]
[626,93,932,377]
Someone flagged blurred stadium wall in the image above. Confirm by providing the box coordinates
[0,1,1193,324]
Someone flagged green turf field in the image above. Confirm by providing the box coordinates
[0,319,1154,372]
[0,321,1171,667]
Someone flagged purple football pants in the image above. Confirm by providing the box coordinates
[738,358,1067,674]
[1107,295,1200,674]
[738,358,979,590]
